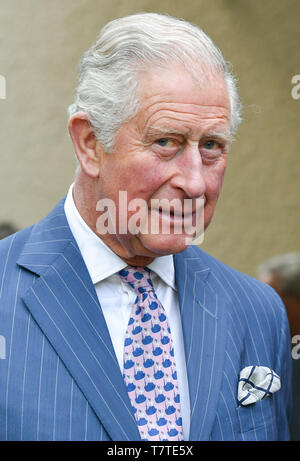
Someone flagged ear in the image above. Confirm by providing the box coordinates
[68,112,103,178]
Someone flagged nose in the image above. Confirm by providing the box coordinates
[171,144,206,198]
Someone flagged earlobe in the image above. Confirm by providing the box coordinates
[68,112,101,178]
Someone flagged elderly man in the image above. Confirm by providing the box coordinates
[0,13,291,441]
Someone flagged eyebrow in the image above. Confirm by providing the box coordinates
[202,130,233,145]
[145,126,233,145]
[145,126,186,138]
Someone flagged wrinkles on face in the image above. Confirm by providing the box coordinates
[140,104,230,140]
[92,65,231,263]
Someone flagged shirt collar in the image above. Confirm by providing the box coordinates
[64,183,177,290]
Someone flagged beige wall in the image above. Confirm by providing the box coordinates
[0,0,299,276]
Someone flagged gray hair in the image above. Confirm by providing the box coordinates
[258,253,300,296]
[68,12,242,153]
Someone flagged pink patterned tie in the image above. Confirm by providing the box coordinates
[119,266,184,441]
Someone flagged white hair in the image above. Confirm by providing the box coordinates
[68,12,242,153]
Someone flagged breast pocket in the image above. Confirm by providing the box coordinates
[236,397,277,440]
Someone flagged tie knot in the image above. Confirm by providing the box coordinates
[119,266,154,294]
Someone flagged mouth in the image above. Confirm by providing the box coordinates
[154,197,205,217]
[161,208,195,220]
[150,204,204,229]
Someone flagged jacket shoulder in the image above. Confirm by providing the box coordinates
[0,226,34,278]
[185,245,287,319]
[0,225,34,257]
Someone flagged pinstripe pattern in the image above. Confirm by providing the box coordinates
[0,198,292,440]
[174,245,291,441]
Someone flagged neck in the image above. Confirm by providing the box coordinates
[73,175,98,234]
[73,173,155,267]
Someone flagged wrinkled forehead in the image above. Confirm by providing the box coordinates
[136,63,229,110]
[133,64,230,134]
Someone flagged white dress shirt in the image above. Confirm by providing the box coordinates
[64,184,190,440]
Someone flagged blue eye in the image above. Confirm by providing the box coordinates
[156,138,170,147]
[153,138,180,155]
[203,140,216,150]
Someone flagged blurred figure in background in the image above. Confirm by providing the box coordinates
[258,254,300,338]
[258,253,300,441]
[0,222,17,240]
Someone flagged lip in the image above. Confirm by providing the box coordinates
[150,207,201,228]
[147,196,205,232]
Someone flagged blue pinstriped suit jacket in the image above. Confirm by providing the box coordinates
[0,198,292,441]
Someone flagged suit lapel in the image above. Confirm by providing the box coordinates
[174,249,228,440]
[17,199,140,441]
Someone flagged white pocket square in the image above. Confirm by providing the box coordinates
[237,366,281,406]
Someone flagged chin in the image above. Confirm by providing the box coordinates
[139,233,193,257]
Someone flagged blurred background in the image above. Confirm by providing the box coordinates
[0,0,299,277]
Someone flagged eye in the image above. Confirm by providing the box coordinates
[155,138,172,147]
[200,139,224,163]
[203,140,217,150]
[152,138,180,156]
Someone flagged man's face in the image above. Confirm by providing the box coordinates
[94,64,231,264]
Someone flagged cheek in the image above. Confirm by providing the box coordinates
[126,154,166,187]
[112,158,166,201]
[205,168,226,201]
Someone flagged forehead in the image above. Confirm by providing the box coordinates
[135,65,230,135]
